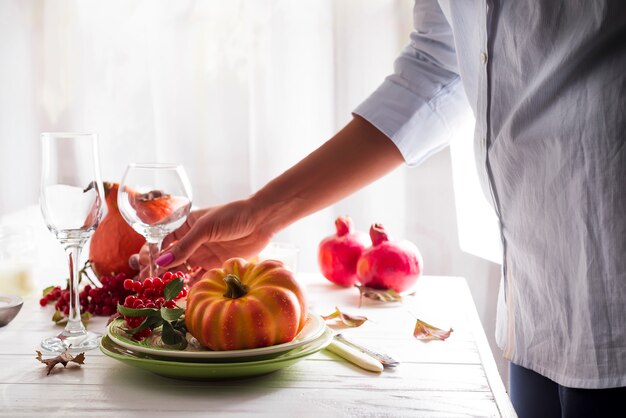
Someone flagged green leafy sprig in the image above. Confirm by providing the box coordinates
[116,278,188,349]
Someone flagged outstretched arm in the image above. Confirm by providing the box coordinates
[149,115,403,277]
[252,115,404,235]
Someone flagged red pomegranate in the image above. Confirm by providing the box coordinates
[89,182,145,277]
[318,216,369,287]
[356,224,423,293]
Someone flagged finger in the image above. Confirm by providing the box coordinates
[162,234,177,250]
[138,265,151,280]
[138,244,150,266]
[187,254,215,270]
[128,254,141,271]
[188,268,206,287]
[155,226,208,270]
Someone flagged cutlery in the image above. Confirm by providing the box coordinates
[326,338,384,373]
[334,333,400,368]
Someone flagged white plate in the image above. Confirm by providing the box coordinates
[107,312,326,360]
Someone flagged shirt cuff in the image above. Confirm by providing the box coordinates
[353,77,466,167]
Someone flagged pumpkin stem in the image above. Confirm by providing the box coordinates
[223,274,249,299]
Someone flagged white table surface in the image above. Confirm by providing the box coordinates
[0,274,516,417]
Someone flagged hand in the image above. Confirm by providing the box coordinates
[131,242,190,281]
[136,199,274,284]
[130,116,402,282]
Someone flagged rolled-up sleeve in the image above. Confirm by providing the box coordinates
[354,0,469,166]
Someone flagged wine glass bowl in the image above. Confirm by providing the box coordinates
[118,163,192,277]
[39,132,104,353]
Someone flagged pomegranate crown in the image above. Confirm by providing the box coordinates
[369,223,390,246]
[335,216,353,236]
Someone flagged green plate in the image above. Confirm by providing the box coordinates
[107,313,327,361]
[100,327,333,380]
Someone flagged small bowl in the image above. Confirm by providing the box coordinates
[0,295,23,327]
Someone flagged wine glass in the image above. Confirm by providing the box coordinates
[40,133,105,353]
[117,163,192,277]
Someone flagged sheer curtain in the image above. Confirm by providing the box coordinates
[0,0,418,271]
[0,0,502,302]
[0,0,504,281]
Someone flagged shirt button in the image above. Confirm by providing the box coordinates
[480,52,488,64]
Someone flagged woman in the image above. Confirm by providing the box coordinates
[139,1,626,416]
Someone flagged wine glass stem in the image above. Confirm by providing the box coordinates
[64,243,85,333]
[147,238,163,278]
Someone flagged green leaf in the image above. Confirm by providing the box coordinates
[116,304,161,318]
[160,306,185,322]
[171,317,188,336]
[161,320,187,349]
[52,310,64,324]
[125,315,163,335]
[164,278,184,301]
[52,310,92,327]
[161,321,176,343]
[42,286,55,297]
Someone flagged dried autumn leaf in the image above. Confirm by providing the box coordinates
[36,348,86,375]
[413,319,453,342]
[322,307,368,328]
[355,285,402,307]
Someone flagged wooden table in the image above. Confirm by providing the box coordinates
[0,274,516,417]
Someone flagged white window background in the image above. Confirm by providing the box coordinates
[0,0,505,381]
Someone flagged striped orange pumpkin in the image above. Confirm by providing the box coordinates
[185,258,308,351]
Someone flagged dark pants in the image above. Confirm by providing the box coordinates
[509,362,626,418]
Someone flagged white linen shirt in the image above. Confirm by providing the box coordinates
[355,0,626,389]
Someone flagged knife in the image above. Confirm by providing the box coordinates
[326,338,384,373]
[334,333,400,368]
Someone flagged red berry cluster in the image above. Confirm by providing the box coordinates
[121,271,188,340]
[39,273,133,317]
